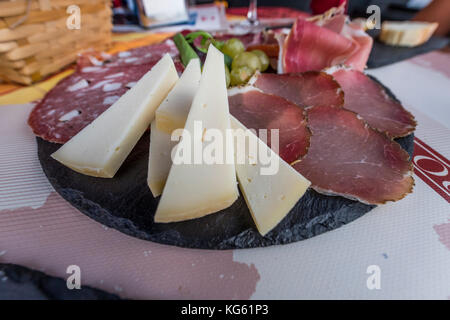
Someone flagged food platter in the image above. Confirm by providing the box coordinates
[37,76,414,249]
[30,6,418,250]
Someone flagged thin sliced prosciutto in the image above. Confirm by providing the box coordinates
[282,18,357,73]
[330,67,416,138]
[293,105,414,204]
[228,88,310,164]
[250,72,344,108]
[280,7,372,73]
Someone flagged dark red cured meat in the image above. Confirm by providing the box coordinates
[293,105,414,204]
[228,88,310,163]
[250,72,344,108]
[28,62,161,144]
[331,68,416,138]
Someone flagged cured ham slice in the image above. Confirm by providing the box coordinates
[293,105,414,204]
[250,72,343,108]
[339,22,373,71]
[228,87,310,164]
[280,6,372,73]
[330,67,416,138]
[281,18,357,73]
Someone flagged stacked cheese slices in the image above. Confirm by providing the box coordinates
[51,45,311,236]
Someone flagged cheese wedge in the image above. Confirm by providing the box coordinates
[148,60,201,196]
[51,54,179,178]
[231,116,311,236]
[154,45,239,223]
[147,120,178,197]
[155,58,201,134]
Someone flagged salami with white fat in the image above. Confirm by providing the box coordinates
[28,40,184,144]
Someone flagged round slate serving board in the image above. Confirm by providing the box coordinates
[36,79,415,250]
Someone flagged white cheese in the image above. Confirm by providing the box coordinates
[154,45,239,223]
[155,58,201,134]
[51,54,179,178]
[147,120,178,197]
[231,116,311,236]
[148,59,201,196]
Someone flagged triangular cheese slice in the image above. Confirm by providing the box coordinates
[155,58,201,134]
[148,59,201,197]
[154,45,239,223]
[51,54,178,178]
[231,116,311,235]
[147,120,178,197]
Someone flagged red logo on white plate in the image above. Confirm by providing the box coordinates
[413,137,450,203]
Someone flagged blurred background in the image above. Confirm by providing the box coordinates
[0,0,447,87]
[112,0,439,30]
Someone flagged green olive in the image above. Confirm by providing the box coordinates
[251,49,270,72]
[225,65,231,88]
[221,38,245,58]
[232,52,262,73]
[230,66,254,86]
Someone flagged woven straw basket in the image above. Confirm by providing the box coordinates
[0,0,112,85]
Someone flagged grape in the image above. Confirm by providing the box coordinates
[251,49,270,72]
[230,66,254,86]
[221,38,245,58]
[231,52,262,73]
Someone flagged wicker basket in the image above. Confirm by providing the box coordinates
[0,0,112,85]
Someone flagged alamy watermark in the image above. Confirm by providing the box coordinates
[366,5,381,30]
[66,5,81,30]
[169,121,281,175]
[66,264,81,290]
[366,265,381,290]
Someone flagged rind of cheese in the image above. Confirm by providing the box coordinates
[155,58,201,134]
[154,45,239,223]
[231,116,311,236]
[147,120,178,197]
[51,54,179,178]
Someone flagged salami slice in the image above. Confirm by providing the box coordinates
[250,72,344,108]
[28,38,186,144]
[329,67,417,138]
[228,87,310,164]
[293,105,414,204]
[28,62,160,144]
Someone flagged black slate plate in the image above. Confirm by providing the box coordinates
[0,264,120,300]
[367,29,449,69]
[36,79,415,250]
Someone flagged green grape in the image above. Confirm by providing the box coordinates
[251,49,270,72]
[221,38,245,58]
[230,66,254,86]
[225,65,231,88]
[231,52,262,73]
